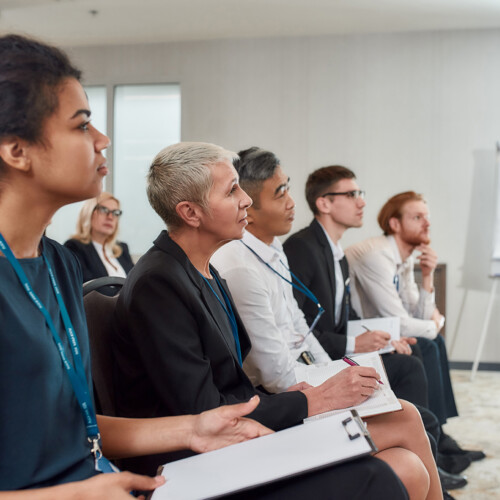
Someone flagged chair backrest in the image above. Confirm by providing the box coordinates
[83,277,125,416]
[83,276,126,297]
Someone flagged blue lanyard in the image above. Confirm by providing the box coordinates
[393,274,400,292]
[344,277,351,322]
[199,271,243,366]
[240,241,325,335]
[0,234,116,473]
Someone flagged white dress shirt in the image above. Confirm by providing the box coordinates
[92,241,127,278]
[318,223,355,354]
[211,231,331,393]
[345,235,437,339]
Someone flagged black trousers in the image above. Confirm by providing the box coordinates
[231,456,408,500]
[382,352,441,463]
[382,351,429,408]
[414,336,458,425]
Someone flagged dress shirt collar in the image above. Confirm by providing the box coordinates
[387,235,403,266]
[241,230,283,265]
[317,221,344,261]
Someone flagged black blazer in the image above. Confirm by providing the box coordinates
[64,239,134,283]
[284,219,358,360]
[112,231,307,472]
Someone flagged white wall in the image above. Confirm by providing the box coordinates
[65,29,500,363]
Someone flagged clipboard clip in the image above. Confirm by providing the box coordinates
[342,410,378,451]
[342,416,361,440]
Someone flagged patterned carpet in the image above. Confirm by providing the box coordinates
[442,370,500,499]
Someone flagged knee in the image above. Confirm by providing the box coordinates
[405,355,427,379]
[400,401,433,450]
[419,338,439,358]
[400,400,421,423]
[393,450,430,500]
[402,400,427,432]
[407,354,425,371]
[434,334,445,348]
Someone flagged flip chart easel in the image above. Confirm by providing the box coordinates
[470,277,499,381]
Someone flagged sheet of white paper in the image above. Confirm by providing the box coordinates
[347,317,401,354]
[150,411,373,500]
[295,353,402,420]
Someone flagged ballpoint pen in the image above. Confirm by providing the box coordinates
[342,356,384,385]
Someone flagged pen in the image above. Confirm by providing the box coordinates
[342,356,384,385]
[361,325,371,332]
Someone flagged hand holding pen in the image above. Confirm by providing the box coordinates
[303,362,383,413]
[342,356,384,385]
[360,325,416,356]
[353,324,391,353]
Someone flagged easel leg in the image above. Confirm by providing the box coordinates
[471,279,499,381]
[449,289,468,358]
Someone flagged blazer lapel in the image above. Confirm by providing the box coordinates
[89,242,109,277]
[310,220,337,320]
[199,281,240,361]
[154,230,244,365]
[214,273,251,357]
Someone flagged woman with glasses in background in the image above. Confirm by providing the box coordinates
[65,192,134,283]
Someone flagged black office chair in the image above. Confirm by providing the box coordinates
[83,276,125,416]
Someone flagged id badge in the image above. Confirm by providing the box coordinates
[91,437,120,473]
[298,351,315,365]
[95,454,120,473]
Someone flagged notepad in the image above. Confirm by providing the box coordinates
[347,317,401,355]
[295,352,402,421]
[150,410,376,500]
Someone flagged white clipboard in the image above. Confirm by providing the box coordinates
[150,410,376,500]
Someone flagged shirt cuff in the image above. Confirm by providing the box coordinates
[345,336,356,355]
[401,318,438,340]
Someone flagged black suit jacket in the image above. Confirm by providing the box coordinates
[284,221,431,413]
[284,219,358,360]
[64,238,134,283]
[112,231,307,472]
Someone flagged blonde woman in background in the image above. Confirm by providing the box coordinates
[65,192,134,283]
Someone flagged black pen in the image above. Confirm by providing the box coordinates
[342,356,384,385]
[361,325,371,332]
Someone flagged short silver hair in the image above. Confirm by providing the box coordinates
[147,142,238,230]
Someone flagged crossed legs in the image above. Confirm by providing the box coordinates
[366,400,442,500]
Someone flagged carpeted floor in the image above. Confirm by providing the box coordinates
[442,370,500,499]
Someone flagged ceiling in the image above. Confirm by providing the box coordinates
[1,0,500,47]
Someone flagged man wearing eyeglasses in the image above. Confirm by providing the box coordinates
[283,168,426,404]
[283,170,484,494]
[213,152,431,418]
[212,154,468,497]
[211,149,385,400]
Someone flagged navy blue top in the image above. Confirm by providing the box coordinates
[0,237,97,490]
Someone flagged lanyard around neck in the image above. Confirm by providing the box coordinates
[393,274,400,292]
[199,271,243,366]
[0,234,117,472]
[240,240,325,339]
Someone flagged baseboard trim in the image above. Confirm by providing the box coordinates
[450,361,500,371]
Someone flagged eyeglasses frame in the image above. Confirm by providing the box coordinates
[320,190,366,200]
[94,204,123,217]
